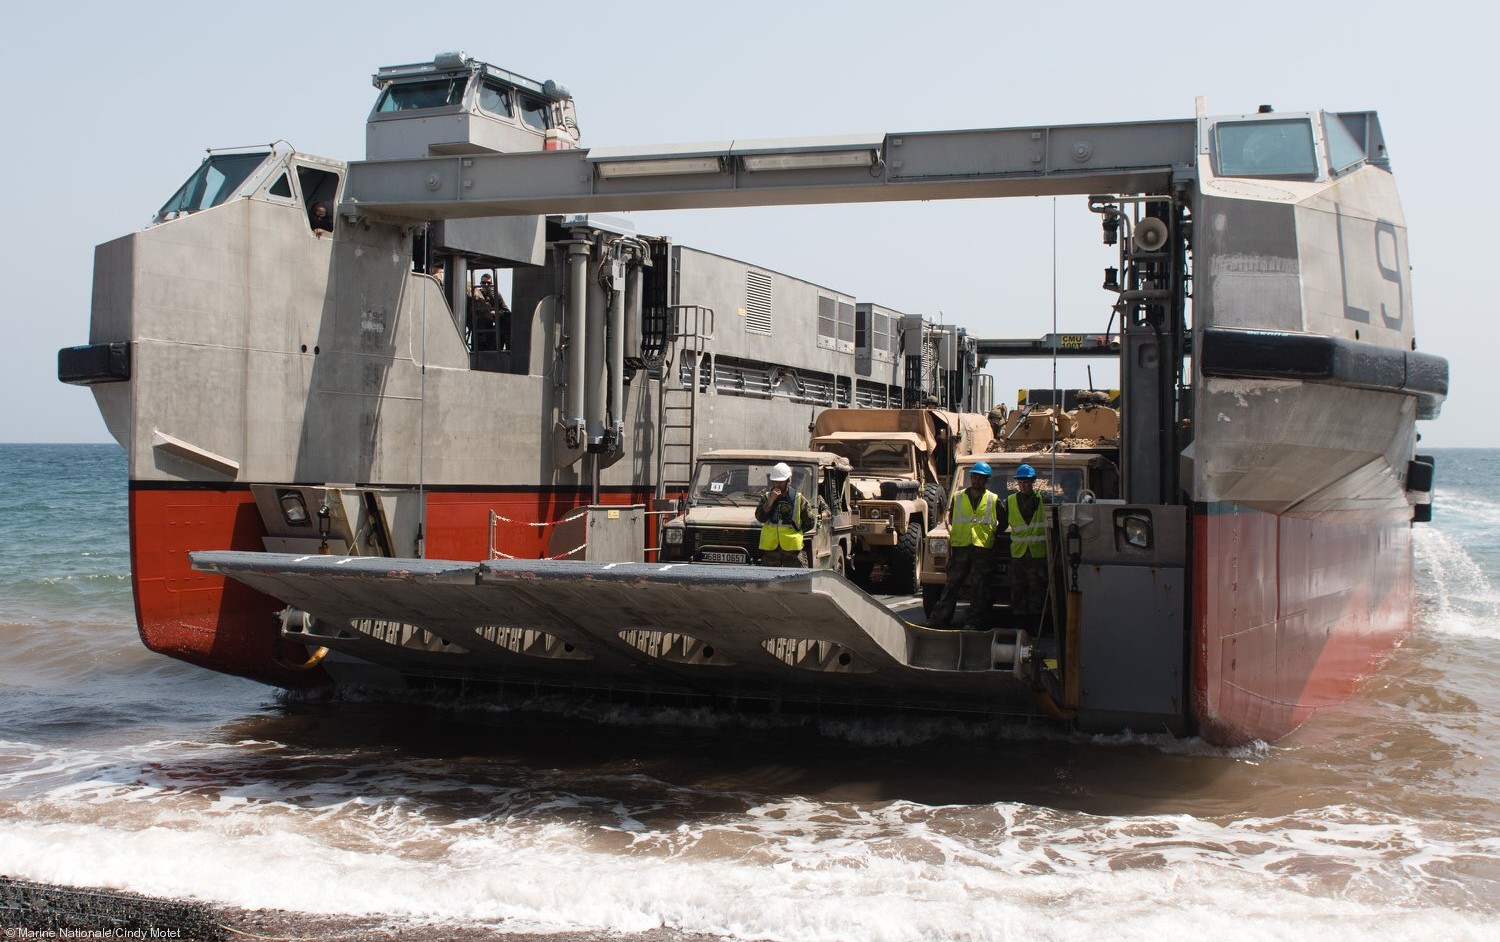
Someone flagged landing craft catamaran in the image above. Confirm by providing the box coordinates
[59,52,1446,745]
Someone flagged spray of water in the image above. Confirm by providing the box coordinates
[1413,490,1500,641]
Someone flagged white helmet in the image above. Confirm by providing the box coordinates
[769,462,793,482]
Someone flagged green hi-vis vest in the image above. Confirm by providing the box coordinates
[950,489,999,549]
[759,492,808,552]
[1007,492,1047,559]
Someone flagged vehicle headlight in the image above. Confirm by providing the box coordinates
[928,536,949,555]
[664,527,684,545]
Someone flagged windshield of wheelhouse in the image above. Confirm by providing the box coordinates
[376,76,467,112]
[1213,118,1317,178]
[156,151,271,220]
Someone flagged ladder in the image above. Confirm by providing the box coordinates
[656,305,714,500]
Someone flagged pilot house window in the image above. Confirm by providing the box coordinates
[478,80,514,117]
[1214,119,1317,178]
[518,94,549,131]
[1323,114,1367,176]
[157,152,270,218]
[377,78,466,112]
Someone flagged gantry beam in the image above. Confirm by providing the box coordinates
[977,333,1124,359]
[343,120,1198,221]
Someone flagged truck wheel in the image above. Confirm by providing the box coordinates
[891,520,924,594]
[831,544,847,578]
[922,483,945,527]
[922,582,942,616]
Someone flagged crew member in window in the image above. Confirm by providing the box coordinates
[308,201,333,236]
[469,273,511,352]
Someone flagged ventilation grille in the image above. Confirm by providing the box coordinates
[744,271,772,334]
[854,380,902,409]
[680,353,853,407]
[818,295,855,352]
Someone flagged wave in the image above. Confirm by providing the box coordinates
[1,737,1497,940]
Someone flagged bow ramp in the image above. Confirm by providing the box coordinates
[191,553,1033,713]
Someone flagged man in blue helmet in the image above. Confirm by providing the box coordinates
[928,461,1000,629]
[1004,463,1049,628]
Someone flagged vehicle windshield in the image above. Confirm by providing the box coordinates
[959,466,1087,503]
[157,152,270,219]
[689,461,815,507]
[376,76,467,112]
[817,440,914,476]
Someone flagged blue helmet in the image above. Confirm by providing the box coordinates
[969,461,993,477]
[1013,463,1037,480]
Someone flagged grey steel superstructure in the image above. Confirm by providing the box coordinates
[60,54,1446,744]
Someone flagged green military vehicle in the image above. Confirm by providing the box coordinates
[658,450,856,572]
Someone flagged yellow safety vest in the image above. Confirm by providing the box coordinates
[1007,492,1047,559]
[950,489,999,549]
[758,492,808,552]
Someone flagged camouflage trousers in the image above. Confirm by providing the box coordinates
[1009,554,1049,628]
[928,546,993,628]
[759,547,809,568]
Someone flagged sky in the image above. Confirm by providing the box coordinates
[2,0,1491,446]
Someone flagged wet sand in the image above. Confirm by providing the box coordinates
[221,909,724,942]
[0,877,724,942]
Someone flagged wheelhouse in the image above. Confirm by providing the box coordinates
[366,51,580,160]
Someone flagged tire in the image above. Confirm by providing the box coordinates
[831,543,848,579]
[922,582,942,616]
[890,520,924,595]
[922,483,945,528]
[846,555,869,589]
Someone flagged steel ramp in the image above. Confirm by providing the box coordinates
[191,553,1035,713]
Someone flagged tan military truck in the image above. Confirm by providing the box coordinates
[918,451,1120,618]
[658,449,856,573]
[809,409,992,593]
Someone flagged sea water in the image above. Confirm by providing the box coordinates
[1,443,1497,940]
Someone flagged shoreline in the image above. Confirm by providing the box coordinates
[0,878,725,942]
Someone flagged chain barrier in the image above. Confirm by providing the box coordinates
[487,505,674,561]
[489,543,588,561]
[491,509,587,528]
[487,508,589,560]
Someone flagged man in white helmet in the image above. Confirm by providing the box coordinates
[755,462,814,567]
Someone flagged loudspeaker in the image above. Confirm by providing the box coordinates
[1134,217,1170,252]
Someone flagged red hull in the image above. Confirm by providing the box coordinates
[1192,503,1413,744]
[129,485,656,688]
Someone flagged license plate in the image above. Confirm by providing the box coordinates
[700,551,748,564]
